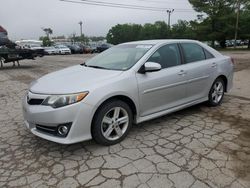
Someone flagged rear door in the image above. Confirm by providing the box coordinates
[136,43,188,117]
[179,42,216,101]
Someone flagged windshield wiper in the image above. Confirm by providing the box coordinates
[81,63,107,70]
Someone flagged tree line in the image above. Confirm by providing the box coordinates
[107,0,250,48]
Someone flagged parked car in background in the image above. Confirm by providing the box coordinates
[226,40,234,47]
[96,43,112,53]
[23,39,234,145]
[66,44,83,54]
[78,44,92,54]
[83,45,92,53]
[44,46,58,55]
[16,40,44,57]
[89,44,97,53]
[23,44,44,57]
[54,45,71,55]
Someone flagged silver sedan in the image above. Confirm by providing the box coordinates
[22,40,234,145]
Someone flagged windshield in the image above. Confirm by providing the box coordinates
[85,44,152,71]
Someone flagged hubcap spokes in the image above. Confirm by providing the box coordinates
[101,107,129,141]
[212,82,224,103]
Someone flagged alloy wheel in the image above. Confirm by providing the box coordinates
[101,107,129,141]
[211,81,224,103]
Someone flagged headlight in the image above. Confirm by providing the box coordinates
[42,92,88,108]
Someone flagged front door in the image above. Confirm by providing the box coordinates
[136,43,188,117]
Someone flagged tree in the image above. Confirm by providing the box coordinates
[106,22,171,44]
[171,20,195,39]
[39,36,53,46]
[42,28,53,38]
[188,0,235,48]
[107,24,142,44]
[140,21,170,40]
[239,0,250,48]
[41,28,53,46]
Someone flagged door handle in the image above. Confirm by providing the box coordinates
[178,70,186,76]
[211,63,217,68]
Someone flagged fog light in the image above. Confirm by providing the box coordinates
[58,125,69,136]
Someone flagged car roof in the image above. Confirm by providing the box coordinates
[122,39,200,45]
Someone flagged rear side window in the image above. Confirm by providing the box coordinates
[181,43,206,63]
[148,43,181,69]
[204,48,215,59]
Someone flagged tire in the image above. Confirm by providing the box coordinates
[207,78,225,106]
[92,100,133,145]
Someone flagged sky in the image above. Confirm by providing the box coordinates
[0,0,198,40]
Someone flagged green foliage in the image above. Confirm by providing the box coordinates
[106,0,250,48]
[171,20,195,39]
[239,2,250,41]
[107,22,172,45]
[39,36,54,47]
[188,0,236,47]
[107,24,143,44]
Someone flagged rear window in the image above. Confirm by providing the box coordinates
[204,48,215,59]
[181,43,206,63]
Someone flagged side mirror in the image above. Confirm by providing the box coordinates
[139,62,161,73]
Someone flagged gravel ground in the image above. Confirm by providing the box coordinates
[0,52,250,188]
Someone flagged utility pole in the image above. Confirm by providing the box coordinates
[79,21,83,37]
[234,0,240,49]
[166,9,174,27]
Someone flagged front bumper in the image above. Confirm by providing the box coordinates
[22,92,94,144]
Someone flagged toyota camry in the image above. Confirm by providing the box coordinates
[22,40,234,145]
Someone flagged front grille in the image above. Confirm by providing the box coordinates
[27,98,44,105]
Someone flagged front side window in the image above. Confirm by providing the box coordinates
[181,43,206,63]
[148,43,181,69]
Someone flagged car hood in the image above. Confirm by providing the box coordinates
[30,65,123,94]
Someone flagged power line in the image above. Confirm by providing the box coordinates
[82,0,170,10]
[82,0,194,11]
[60,0,195,12]
[136,0,188,4]
[61,0,166,12]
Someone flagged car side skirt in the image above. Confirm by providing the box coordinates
[136,97,208,124]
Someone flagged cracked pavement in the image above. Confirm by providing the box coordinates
[0,52,250,188]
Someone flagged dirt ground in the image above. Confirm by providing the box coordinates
[0,51,250,188]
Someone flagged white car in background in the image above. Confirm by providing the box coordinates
[44,47,58,55]
[54,45,71,55]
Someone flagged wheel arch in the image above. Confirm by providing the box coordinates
[217,75,228,92]
[90,95,138,138]
[92,95,137,120]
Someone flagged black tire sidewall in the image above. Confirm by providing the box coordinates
[91,100,133,145]
[208,78,225,106]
